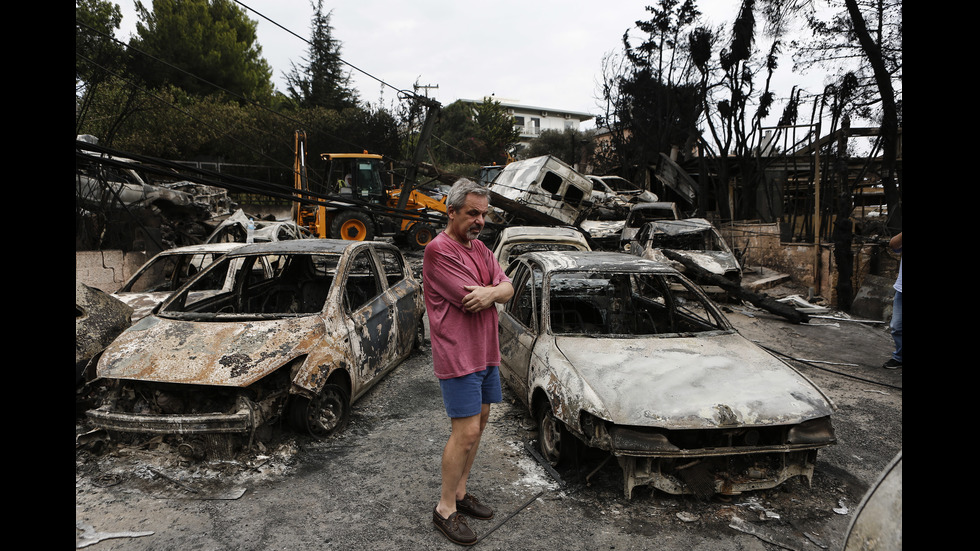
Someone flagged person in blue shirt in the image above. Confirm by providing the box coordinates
[883,232,902,369]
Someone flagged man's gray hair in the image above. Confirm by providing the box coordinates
[446,178,490,213]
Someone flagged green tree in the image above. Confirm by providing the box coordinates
[429,100,480,164]
[429,99,519,167]
[285,1,359,110]
[129,0,274,102]
[519,128,596,171]
[76,0,124,88]
[472,97,521,165]
[76,0,131,136]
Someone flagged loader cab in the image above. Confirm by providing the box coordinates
[322,153,388,205]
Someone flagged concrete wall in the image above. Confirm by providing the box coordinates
[721,221,897,309]
[720,221,830,294]
[76,250,148,293]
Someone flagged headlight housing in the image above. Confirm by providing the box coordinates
[787,416,836,445]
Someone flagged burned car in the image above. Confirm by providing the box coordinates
[619,202,682,248]
[497,251,835,498]
[112,243,255,322]
[628,218,742,287]
[491,225,592,272]
[87,239,424,457]
[587,175,659,220]
[206,209,314,244]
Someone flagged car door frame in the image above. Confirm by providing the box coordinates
[498,260,540,405]
[340,245,397,400]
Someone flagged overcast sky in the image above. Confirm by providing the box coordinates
[113,0,827,130]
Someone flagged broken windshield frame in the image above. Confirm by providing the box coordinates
[159,253,341,320]
[546,270,729,337]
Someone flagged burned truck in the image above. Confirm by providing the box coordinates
[485,155,594,234]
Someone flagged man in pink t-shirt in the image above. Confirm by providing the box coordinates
[424,179,513,546]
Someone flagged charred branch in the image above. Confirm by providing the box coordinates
[660,249,808,323]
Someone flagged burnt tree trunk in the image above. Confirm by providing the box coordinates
[661,249,809,324]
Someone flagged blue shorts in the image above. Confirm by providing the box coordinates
[439,366,503,418]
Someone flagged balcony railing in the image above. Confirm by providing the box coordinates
[514,125,541,137]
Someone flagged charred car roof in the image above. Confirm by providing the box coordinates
[518,250,673,273]
[223,238,374,256]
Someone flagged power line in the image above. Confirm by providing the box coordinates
[233,0,426,104]
[76,17,442,194]
[76,139,449,226]
[76,20,368,157]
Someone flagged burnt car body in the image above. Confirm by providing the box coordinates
[206,209,315,244]
[628,218,742,287]
[844,451,902,551]
[619,202,682,248]
[587,175,659,220]
[111,243,255,322]
[486,155,595,228]
[87,239,424,457]
[76,281,133,385]
[497,251,835,498]
[491,225,592,272]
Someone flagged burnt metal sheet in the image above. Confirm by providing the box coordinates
[76,280,133,383]
[643,249,740,277]
[645,217,714,236]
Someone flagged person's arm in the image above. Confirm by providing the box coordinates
[889,232,902,252]
[424,251,476,311]
[461,281,514,313]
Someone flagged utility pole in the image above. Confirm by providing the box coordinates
[397,94,442,211]
[414,83,439,98]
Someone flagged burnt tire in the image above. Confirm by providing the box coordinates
[407,223,436,250]
[289,384,351,439]
[331,211,375,241]
[536,400,579,468]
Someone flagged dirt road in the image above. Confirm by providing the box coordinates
[76,280,902,550]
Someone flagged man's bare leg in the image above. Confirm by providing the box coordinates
[436,406,489,518]
[455,404,490,500]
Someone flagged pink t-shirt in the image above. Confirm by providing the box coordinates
[423,231,511,379]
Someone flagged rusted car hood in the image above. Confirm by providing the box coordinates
[553,332,832,429]
[97,315,327,387]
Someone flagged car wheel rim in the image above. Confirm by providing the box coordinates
[540,410,561,465]
[310,388,344,436]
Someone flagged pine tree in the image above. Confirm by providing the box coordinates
[285,0,359,110]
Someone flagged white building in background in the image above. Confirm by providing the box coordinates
[459,97,594,147]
